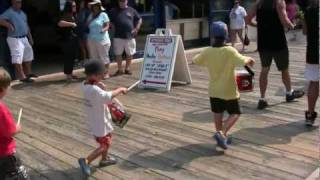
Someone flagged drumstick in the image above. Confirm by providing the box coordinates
[17,108,23,126]
[127,80,140,91]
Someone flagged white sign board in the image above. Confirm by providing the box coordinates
[139,29,192,92]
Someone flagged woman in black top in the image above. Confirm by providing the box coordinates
[58,0,79,81]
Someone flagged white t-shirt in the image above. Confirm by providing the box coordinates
[229,6,247,30]
[81,83,113,137]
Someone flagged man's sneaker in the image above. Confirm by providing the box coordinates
[112,70,124,77]
[124,69,132,75]
[20,78,34,83]
[257,99,268,110]
[78,158,91,176]
[213,132,228,150]
[27,74,38,79]
[99,156,117,167]
[305,111,317,127]
[286,90,304,102]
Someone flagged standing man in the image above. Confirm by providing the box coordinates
[0,0,15,79]
[0,0,37,83]
[110,0,142,76]
[298,0,319,126]
[246,0,304,110]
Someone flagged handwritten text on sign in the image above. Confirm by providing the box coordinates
[140,37,176,88]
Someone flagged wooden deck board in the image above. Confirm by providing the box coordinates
[5,43,319,180]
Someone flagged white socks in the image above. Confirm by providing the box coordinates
[286,89,294,95]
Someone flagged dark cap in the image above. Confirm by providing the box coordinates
[210,21,228,39]
[84,60,105,75]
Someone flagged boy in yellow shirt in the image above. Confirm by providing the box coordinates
[193,21,254,149]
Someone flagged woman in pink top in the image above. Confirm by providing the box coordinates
[286,0,298,24]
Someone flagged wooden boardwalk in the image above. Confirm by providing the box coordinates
[5,42,319,180]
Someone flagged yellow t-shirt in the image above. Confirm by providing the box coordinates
[193,46,249,100]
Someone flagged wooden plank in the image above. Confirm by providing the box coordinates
[6,95,316,179]
[306,168,320,180]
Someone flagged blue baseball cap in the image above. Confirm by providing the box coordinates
[210,21,228,39]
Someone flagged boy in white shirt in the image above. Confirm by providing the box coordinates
[79,60,127,176]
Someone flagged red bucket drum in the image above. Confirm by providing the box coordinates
[236,66,254,92]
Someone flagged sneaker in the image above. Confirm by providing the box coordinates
[27,74,38,79]
[257,99,268,110]
[305,111,317,127]
[118,113,131,128]
[226,135,233,145]
[99,156,117,167]
[78,158,91,176]
[20,77,34,83]
[112,70,123,77]
[124,69,132,75]
[103,73,111,79]
[213,132,228,150]
[286,90,304,102]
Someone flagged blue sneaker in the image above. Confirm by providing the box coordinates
[78,158,91,176]
[213,132,228,150]
[226,135,232,145]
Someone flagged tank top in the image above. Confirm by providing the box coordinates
[256,0,287,51]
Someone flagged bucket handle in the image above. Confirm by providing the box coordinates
[244,65,255,76]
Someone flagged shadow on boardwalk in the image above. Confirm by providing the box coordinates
[28,168,89,180]
[232,121,318,146]
[120,143,224,171]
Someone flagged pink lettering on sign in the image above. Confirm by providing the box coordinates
[155,46,165,54]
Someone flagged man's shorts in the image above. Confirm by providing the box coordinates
[6,37,34,64]
[305,63,319,82]
[210,97,241,114]
[88,40,111,64]
[95,134,112,148]
[259,49,289,71]
[113,38,136,56]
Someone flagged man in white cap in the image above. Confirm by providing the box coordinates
[0,0,37,83]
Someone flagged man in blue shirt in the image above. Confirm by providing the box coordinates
[110,0,142,76]
[0,0,37,83]
[0,0,12,78]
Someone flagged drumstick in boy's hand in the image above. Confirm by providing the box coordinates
[17,108,23,126]
[127,80,140,91]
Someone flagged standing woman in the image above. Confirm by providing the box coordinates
[77,0,91,63]
[58,0,79,81]
[87,0,111,79]
[229,0,247,51]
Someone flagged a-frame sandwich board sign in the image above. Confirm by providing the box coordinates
[139,29,192,92]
